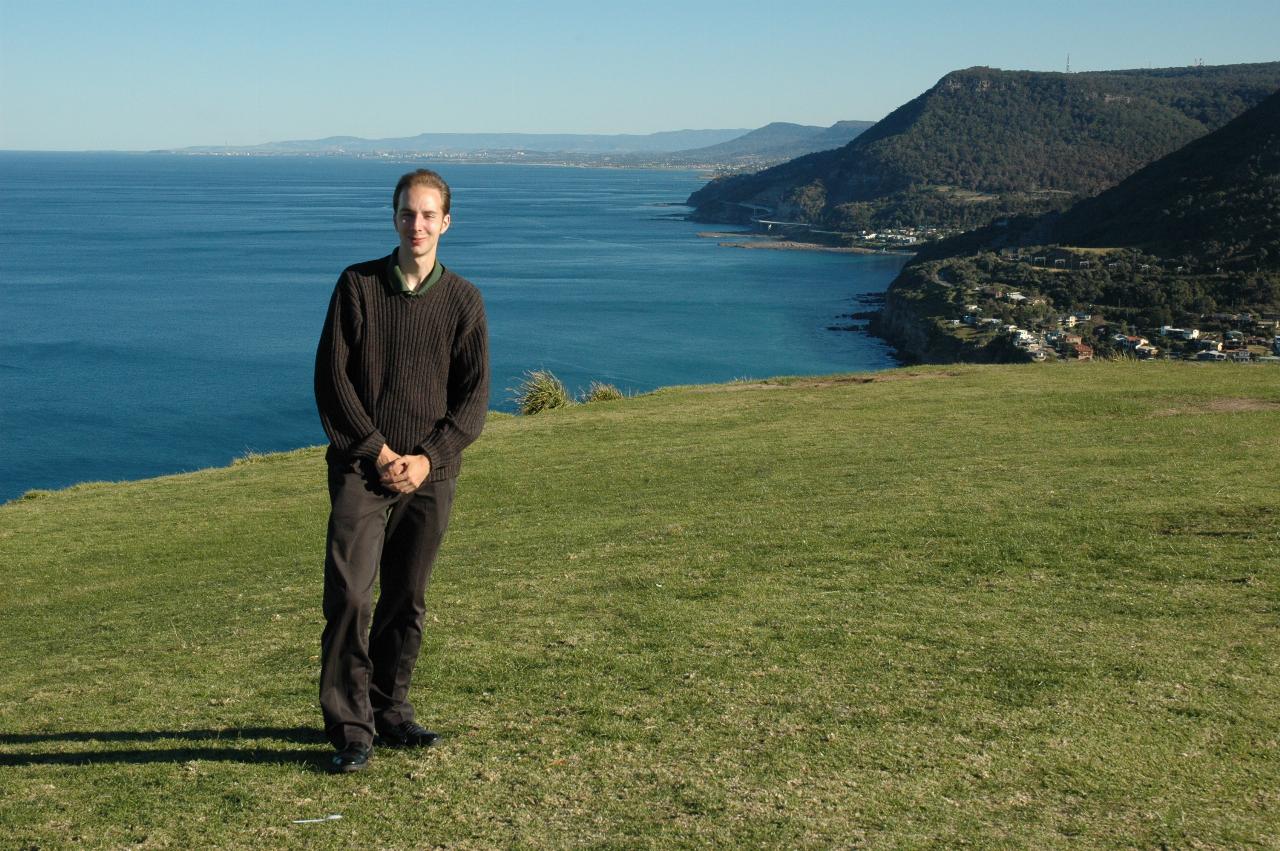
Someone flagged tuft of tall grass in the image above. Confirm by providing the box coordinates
[232,450,270,466]
[512,369,573,415]
[582,381,624,403]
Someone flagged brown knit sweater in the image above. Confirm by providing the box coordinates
[315,251,489,482]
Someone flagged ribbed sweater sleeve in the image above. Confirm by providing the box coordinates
[314,272,388,461]
[415,293,489,472]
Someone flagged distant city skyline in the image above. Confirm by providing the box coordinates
[2,0,1278,151]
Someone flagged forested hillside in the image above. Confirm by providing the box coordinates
[688,62,1280,232]
[1053,86,1280,267]
[874,89,1280,362]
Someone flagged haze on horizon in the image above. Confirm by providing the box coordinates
[1,0,1278,152]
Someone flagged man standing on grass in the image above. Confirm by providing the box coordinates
[314,168,488,773]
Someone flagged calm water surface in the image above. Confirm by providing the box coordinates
[0,153,907,500]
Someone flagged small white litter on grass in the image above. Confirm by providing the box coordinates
[292,814,343,824]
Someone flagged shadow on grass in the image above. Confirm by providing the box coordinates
[0,726,330,769]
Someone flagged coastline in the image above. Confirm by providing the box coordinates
[697,231,916,256]
[1,157,906,503]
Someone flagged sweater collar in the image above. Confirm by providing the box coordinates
[387,251,444,296]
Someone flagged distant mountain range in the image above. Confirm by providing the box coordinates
[663,120,875,165]
[687,62,1280,231]
[165,120,875,166]
[171,128,752,156]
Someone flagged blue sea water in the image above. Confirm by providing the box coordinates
[0,153,907,501]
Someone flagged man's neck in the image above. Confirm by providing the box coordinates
[396,248,436,286]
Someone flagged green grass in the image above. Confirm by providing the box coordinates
[2,363,1279,848]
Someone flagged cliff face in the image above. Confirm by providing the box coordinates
[688,62,1280,232]
[871,290,994,364]
[868,295,935,363]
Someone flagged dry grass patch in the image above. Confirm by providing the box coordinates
[1151,397,1280,417]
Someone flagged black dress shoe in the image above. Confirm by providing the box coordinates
[328,742,372,773]
[376,720,440,748]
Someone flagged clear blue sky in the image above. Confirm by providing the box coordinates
[2,0,1278,150]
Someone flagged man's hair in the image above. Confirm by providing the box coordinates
[393,169,452,216]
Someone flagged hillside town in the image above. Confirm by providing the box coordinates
[944,283,1280,364]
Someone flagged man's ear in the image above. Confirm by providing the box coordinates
[440,213,452,235]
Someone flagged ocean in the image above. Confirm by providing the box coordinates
[0,153,908,501]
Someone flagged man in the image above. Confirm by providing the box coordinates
[314,168,489,773]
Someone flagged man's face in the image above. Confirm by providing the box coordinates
[395,185,451,261]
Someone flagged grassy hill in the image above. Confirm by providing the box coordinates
[2,363,1278,848]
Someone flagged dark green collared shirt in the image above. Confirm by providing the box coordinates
[390,256,444,296]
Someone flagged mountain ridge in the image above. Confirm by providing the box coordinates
[665,120,875,165]
[169,128,753,156]
[164,121,877,164]
[873,88,1280,363]
[687,61,1280,232]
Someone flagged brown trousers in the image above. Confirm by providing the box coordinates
[319,457,456,748]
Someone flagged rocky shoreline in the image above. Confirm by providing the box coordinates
[867,297,969,365]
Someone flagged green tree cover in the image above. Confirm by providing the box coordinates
[1054,87,1280,267]
[890,88,1280,332]
[901,251,1280,332]
[688,63,1280,231]
[827,186,1073,232]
